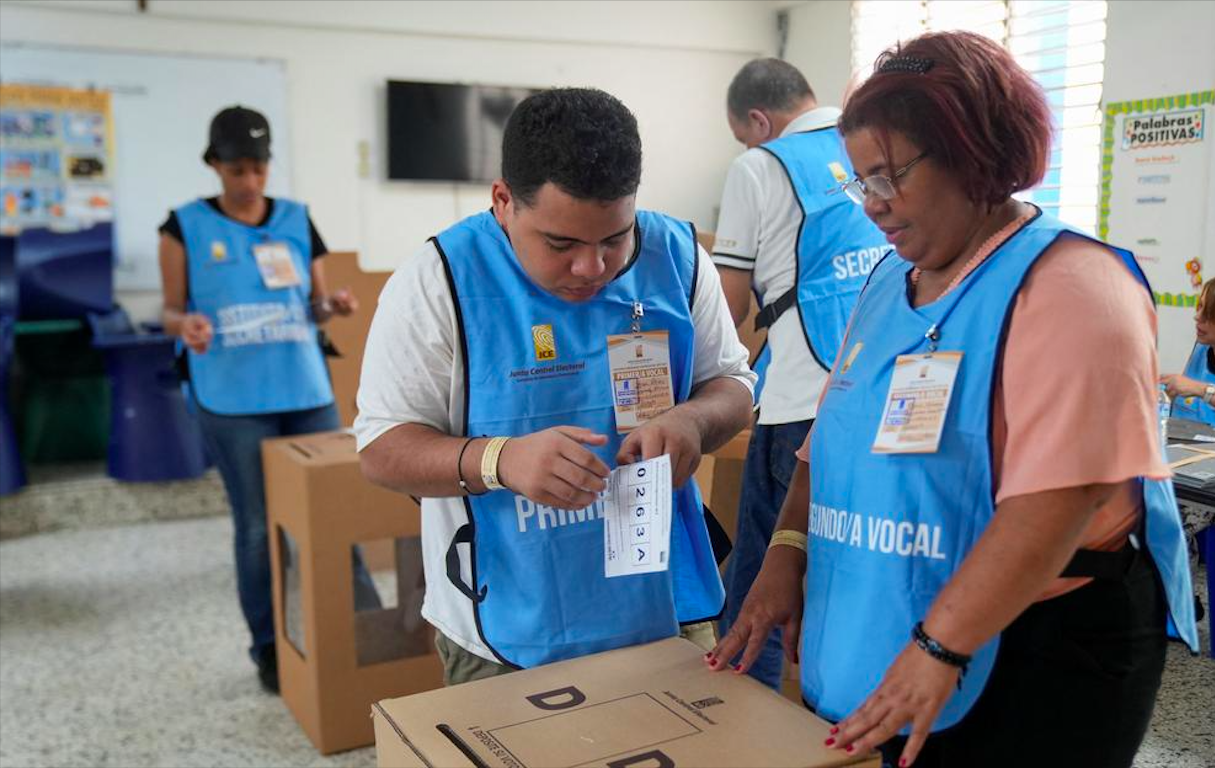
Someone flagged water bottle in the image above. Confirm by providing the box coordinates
[1157,384,1171,448]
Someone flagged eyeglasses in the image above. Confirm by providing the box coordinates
[840,152,929,205]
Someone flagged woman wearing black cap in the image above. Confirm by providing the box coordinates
[157,105,376,693]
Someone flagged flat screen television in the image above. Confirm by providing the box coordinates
[386,80,540,183]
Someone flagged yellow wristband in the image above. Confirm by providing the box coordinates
[769,529,808,552]
[480,436,511,491]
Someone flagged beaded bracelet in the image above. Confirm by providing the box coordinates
[912,622,970,688]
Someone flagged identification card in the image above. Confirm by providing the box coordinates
[253,242,302,289]
[603,454,672,578]
[606,331,675,433]
[872,352,963,454]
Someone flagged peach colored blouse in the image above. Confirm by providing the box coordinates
[798,215,1169,601]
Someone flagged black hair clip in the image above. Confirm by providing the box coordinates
[877,55,935,75]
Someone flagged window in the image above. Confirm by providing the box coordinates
[851,1,1108,234]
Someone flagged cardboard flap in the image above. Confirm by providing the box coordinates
[374,638,878,768]
[279,430,358,464]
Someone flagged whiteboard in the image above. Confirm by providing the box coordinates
[0,43,291,290]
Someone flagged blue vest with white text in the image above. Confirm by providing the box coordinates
[804,211,1198,729]
[177,198,331,415]
[436,210,724,668]
[1171,344,1215,424]
[761,128,888,371]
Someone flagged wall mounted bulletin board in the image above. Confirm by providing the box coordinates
[0,43,291,291]
[1101,90,1214,370]
[0,83,115,233]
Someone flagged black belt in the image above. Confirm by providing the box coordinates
[1059,538,1139,580]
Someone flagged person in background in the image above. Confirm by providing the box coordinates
[711,58,887,690]
[709,32,1197,768]
[356,88,755,686]
[158,105,377,694]
[1161,278,1215,423]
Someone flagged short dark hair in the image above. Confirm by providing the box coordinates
[501,88,642,206]
[839,31,1051,207]
[727,58,816,120]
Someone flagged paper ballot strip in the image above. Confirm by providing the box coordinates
[603,455,672,578]
[873,352,962,454]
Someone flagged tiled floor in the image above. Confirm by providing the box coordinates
[0,516,1211,768]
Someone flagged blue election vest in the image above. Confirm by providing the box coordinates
[176,198,332,415]
[804,211,1198,729]
[759,127,888,371]
[436,210,724,668]
[1171,344,1215,424]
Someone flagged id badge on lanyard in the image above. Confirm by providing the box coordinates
[872,323,962,454]
[253,242,302,289]
[606,301,675,433]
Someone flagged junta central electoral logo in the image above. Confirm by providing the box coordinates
[532,324,557,361]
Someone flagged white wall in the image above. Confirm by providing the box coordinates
[0,0,779,318]
[783,0,853,109]
[781,0,1215,371]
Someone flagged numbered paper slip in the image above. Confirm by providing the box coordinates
[602,455,672,578]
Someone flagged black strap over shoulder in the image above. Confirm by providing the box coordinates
[753,287,797,332]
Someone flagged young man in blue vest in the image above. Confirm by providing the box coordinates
[712,59,887,689]
[356,88,756,685]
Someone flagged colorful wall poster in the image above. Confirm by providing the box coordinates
[1101,90,1215,372]
[0,83,114,232]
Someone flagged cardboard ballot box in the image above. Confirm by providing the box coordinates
[319,252,392,427]
[373,637,878,768]
[264,430,444,754]
[693,429,749,572]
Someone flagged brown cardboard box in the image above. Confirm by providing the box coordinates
[372,637,879,768]
[693,430,750,573]
[321,252,392,427]
[264,430,443,754]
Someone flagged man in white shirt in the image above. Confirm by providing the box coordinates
[356,88,756,685]
[712,59,886,689]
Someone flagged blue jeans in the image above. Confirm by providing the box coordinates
[719,419,813,689]
[197,403,381,662]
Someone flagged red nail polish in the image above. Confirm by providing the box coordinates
[830,726,839,735]
[733,663,743,672]
[824,738,835,747]
[846,745,855,754]
[899,759,908,767]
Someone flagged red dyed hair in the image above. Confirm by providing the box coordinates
[839,31,1051,208]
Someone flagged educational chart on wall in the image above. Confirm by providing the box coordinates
[1101,91,1214,372]
[1102,91,1213,306]
[0,44,290,290]
[0,83,114,233]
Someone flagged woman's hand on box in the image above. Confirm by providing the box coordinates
[705,545,805,673]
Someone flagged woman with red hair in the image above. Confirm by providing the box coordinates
[709,31,1197,767]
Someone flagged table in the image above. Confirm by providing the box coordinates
[1166,418,1215,657]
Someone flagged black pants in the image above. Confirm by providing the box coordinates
[879,547,1168,768]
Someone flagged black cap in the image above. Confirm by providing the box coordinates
[203,106,272,164]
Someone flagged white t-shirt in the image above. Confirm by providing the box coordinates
[354,235,756,662]
[712,107,842,425]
